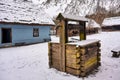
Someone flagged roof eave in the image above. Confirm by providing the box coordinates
[0,21,55,26]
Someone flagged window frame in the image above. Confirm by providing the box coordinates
[33,28,39,37]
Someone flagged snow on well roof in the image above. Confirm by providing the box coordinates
[102,16,120,26]
[56,13,88,22]
[0,0,55,25]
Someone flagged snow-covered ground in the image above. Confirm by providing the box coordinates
[0,31,120,80]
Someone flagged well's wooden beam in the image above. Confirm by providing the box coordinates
[65,20,68,43]
[79,21,86,40]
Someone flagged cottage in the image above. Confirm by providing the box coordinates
[0,0,54,47]
[102,16,120,31]
[86,19,101,34]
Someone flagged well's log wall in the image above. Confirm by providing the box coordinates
[48,41,101,76]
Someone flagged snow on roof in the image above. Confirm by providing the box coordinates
[0,0,55,25]
[56,13,88,22]
[86,19,101,28]
[102,16,120,26]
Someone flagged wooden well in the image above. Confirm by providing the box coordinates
[48,13,101,77]
[48,40,101,76]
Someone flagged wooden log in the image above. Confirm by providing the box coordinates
[66,67,81,76]
[66,45,76,50]
[97,42,101,47]
[87,47,99,54]
[66,49,79,55]
[66,53,80,69]
[66,58,80,64]
[84,56,98,69]
[48,42,52,68]
[81,62,98,76]
[98,49,101,52]
[80,72,86,77]
[51,43,60,49]
[51,57,61,70]
[80,55,86,61]
[66,53,80,59]
[51,52,61,59]
[66,62,80,69]
[80,48,86,55]
[51,62,61,70]
[86,62,98,73]
[84,52,97,61]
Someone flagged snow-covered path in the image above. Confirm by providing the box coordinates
[0,31,120,80]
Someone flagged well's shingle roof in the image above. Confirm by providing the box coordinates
[56,13,88,22]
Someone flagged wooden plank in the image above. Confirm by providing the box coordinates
[66,53,80,59]
[49,43,61,70]
[66,63,80,69]
[51,58,61,70]
[66,44,81,70]
[66,58,80,64]
[84,52,97,61]
[66,45,76,50]
[66,53,81,69]
[51,43,59,47]
[51,50,61,55]
[51,63,61,70]
[59,20,66,71]
[51,58,60,63]
[51,52,60,57]
[80,62,98,76]
[84,56,98,69]
[66,67,81,76]
[85,62,98,75]
[87,47,99,54]
[66,49,78,55]
[48,42,52,68]
[97,42,101,47]
[80,48,86,55]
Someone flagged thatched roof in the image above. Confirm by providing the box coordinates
[0,0,54,25]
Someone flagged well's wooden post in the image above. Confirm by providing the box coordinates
[79,21,86,40]
[59,20,68,71]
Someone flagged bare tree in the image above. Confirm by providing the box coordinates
[86,0,120,25]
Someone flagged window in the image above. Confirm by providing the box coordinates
[33,28,39,37]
